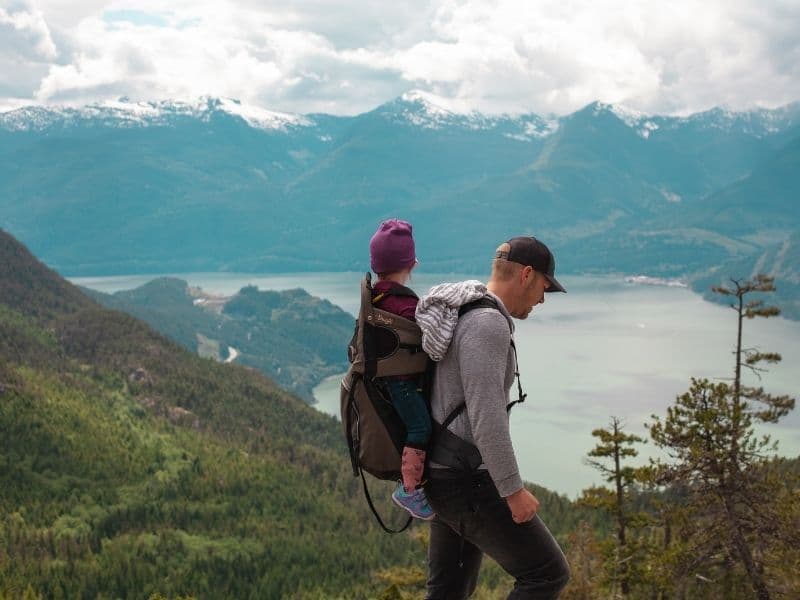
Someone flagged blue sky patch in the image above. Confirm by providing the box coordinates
[103,10,170,28]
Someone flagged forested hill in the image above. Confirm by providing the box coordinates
[83,277,353,402]
[0,229,598,598]
[0,228,422,598]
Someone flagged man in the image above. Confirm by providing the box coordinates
[415,236,570,600]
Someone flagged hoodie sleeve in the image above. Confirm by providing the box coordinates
[456,310,523,497]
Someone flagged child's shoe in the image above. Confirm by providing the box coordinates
[392,484,435,520]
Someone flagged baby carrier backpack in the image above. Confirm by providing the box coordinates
[340,272,430,532]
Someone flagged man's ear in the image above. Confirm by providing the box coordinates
[520,265,533,284]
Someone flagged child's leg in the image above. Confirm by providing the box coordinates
[385,378,432,491]
[400,447,426,492]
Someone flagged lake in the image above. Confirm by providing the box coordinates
[72,271,800,498]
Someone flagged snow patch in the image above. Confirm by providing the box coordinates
[660,189,682,203]
[520,118,560,139]
[503,118,560,141]
[396,90,461,129]
[593,102,662,139]
[399,89,484,117]
[638,120,659,139]
[216,97,311,130]
[608,103,649,127]
[224,346,239,363]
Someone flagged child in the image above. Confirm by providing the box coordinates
[369,219,435,521]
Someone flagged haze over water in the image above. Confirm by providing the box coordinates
[74,272,800,498]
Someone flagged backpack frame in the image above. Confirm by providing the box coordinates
[340,273,429,532]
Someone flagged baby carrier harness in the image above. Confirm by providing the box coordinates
[340,272,430,532]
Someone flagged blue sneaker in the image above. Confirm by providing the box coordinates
[392,484,435,520]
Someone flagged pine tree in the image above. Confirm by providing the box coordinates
[580,417,646,596]
[647,274,797,599]
[712,274,793,422]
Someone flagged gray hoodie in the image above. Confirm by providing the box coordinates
[416,283,523,497]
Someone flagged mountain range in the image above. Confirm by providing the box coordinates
[1,92,798,315]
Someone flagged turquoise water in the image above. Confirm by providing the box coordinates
[73,272,800,498]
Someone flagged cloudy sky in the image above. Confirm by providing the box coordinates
[2,0,799,115]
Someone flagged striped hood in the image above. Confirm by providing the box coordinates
[414,280,488,361]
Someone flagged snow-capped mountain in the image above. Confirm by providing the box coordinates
[0,96,314,133]
[3,92,798,143]
[376,92,800,141]
[584,100,800,140]
[374,90,560,139]
[1,92,798,293]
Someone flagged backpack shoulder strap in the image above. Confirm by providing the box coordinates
[445,295,526,418]
[458,296,500,317]
[372,282,419,304]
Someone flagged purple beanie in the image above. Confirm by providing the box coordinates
[369,219,417,274]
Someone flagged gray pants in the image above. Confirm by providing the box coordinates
[424,471,570,600]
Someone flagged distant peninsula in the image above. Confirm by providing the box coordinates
[84,277,353,402]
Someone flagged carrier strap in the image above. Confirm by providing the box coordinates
[372,283,419,304]
[457,297,527,413]
[429,418,483,471]
[363,317,378,379]
[344,375,360,476]
[507,340,527,411]
[360,468,412,534]
[457,296,500,317]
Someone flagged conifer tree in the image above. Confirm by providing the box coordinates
[647,274,797,600]
[712,274,794,423]
[580,417,646,596]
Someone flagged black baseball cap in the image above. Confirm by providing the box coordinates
[495,236,567,293]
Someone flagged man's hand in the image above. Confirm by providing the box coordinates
[505,487,540,523]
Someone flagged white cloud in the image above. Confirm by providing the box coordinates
[5,0,800,115]
[0,3,57,60]
[388,0,800,114]
[0,2,58,100]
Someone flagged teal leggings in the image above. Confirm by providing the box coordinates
[386,378,432,449]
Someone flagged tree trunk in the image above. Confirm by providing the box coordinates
[735,291,743,402]
[614,427,629,596]
[722,496,770,600]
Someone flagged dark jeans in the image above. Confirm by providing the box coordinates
[386,378,432,448]
[424,471,570,600]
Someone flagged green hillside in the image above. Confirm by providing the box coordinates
[83,278,353,402]
[0,229,420,598]
[0,229,599,598]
